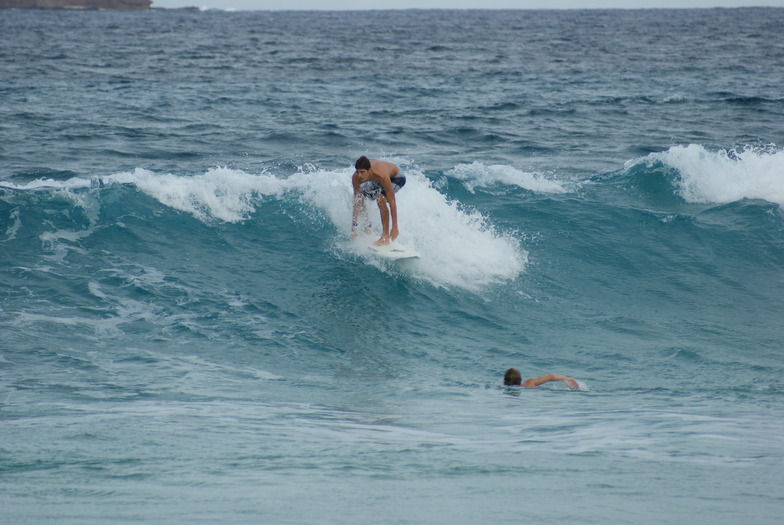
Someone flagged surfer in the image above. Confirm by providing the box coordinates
[351,156,405,246]
[503,368,579,389]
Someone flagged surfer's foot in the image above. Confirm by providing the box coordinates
[374,237,391,246]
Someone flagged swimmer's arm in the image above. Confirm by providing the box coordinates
[523,374,579,389]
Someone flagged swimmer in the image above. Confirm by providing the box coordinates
[503,368,579,389]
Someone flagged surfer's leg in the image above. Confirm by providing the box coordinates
[375,194,390,246]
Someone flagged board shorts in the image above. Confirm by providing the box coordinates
[360,174,406,200]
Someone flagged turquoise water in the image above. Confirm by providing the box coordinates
[2,8,784,524]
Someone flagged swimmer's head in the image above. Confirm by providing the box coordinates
[503,368,522,386]
[355,156,371,171]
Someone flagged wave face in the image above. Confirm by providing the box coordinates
[2,8,784,525]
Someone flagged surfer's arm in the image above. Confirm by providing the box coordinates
[523,374,579,389]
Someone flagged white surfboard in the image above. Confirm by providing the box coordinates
[367,242,420,260]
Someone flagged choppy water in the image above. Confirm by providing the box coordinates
[2,7,784,524]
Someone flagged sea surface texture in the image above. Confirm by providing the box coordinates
[2,7,783,524]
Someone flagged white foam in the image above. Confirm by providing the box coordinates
[14,278,181,336]
[643,144,784,207]
[662,94,687,104]
[447,161,573,194]
[88,281,109,300]
[2,208,21,242]
[327,168,527,290]
[574,380,590,392]
[40,228,91,263]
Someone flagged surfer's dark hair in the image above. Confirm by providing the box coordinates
[355,156,371,170]
[504,368,522,386]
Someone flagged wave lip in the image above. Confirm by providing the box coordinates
[633,144,784,208]
[105,167,282,223]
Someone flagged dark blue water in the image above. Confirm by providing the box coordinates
[2,8,784,524]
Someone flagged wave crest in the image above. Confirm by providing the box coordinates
[447,162,574,194]
[638,144,784,207]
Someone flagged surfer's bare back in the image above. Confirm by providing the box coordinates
[351,157,406,246]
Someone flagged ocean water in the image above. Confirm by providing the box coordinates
[2,7,784,524]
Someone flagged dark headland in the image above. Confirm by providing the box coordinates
[0,0,150,9]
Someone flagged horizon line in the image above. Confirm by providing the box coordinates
[150,5,781,11]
